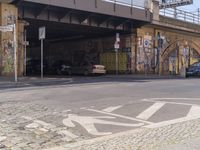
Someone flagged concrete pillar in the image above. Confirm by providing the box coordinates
[130,29,137,74]
[152,0,160,21]
[0,3,24,77]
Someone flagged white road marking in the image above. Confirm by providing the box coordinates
[136,102,165,120]
[102,105,122,113]
[85,108,153,124]
[187,106,200,117]
[63,114,144,136]
[143,99,200,107]
[145,98,200,101]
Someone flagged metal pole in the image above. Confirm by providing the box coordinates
[116,49,118,75]
[24,29,27,76]
[13,24,17,82]
[41,39,44,78]
[198,8,200,24]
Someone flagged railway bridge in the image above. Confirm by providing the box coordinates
[0,0,199,77]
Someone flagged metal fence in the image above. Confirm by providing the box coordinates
[160,8,200,25]
[102,0,149,9]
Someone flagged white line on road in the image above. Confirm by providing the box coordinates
[187,106,200,117]
[84,108,153,125]
[143,99,200,107]
[136,102,165,120]
[102,105,122,113]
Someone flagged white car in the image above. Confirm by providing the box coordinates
[69,62,106,76]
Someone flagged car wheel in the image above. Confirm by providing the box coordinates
[84,70,89,76]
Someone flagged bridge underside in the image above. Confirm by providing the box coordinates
[11,1,151,76]
[17,1,150,32]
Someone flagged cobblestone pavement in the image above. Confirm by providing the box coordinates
[162,137,200,150]
[0,101,93,150]
[56,118,200,150]
[1,99,200,150]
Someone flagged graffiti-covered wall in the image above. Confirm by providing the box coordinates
[0,3,24,76]
[136,26,200,75]
[0,3,17,76]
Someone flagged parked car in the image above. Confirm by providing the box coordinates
[70,61,106,76]
[186,62,200,77]
[51,60,71,75]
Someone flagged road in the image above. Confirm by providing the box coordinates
[0,76,200,150]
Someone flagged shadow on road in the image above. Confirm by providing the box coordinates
[0,74,184,91]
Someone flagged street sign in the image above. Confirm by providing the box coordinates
[0,25,13,32]
[160,0,193,8]
[39,26,46,40]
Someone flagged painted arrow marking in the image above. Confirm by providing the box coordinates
[63,114,144,136]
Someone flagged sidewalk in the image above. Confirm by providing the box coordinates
[0,74,184,90]
[43,117,200,150]
[0,76,73,90]
[102,74,182,80]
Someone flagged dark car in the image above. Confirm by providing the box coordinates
[186,62,200,77]
[51,60,71,75]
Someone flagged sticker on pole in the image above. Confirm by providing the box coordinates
[0,25,13,32]
[39,27,46,40]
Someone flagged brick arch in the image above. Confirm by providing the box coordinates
[161,39,200,63]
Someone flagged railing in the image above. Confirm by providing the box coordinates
[160,8,200,25]
[102,0,149,10]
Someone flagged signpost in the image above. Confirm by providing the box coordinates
[0,24,17,82]
[39,27,46,79]
[115,33,120,75]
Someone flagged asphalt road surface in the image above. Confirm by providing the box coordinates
[0,76,200,150]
